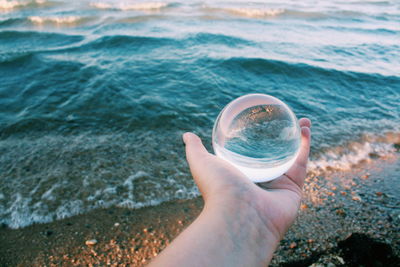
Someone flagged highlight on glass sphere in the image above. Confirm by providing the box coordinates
[212,93,301,183]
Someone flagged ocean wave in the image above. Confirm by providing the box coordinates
[0,31,84,62]
[48,33,255,55]
[309,132,400,174]
[90,2,170,11]
[0,0,46,10]
[0,51,36,64]
[40,35,398,78]
[201,5,396,20]
[0,17,24,27]
[222,7,285,18]
[0,130,398,228]
[69,34,175,53]
[203,6,285,18]
[0,131,197,229]
[0,29,84,41]
[218,56,400,81]
[28,16,89,26]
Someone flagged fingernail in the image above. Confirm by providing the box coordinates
[182,132,191,144]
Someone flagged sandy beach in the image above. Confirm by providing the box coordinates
[1,0,400,266]
[1,156,399,266]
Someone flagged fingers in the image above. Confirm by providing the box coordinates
[299,117,311,128]
[296,126,311,169]
[182,132,210,186]
[183,132,209,160]
[283,119,311,188]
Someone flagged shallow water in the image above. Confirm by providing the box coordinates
[0,0,399,228]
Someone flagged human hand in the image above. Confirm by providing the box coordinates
[183,118,311,241]
[150,118,311,267]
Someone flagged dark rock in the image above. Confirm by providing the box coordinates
[393,143,400,152]
[368,152,379,159]
[338,233,399,267]
[45,230,53,236]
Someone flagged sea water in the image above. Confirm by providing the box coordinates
[0,0,399,228]
[213,94,301,182]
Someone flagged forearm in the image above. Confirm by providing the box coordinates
[149,200,280,267]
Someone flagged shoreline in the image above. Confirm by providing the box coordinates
[1,157,399,266]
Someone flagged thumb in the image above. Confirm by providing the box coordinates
[182,132,211,193]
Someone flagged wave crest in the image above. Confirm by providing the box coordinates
[28,16,86,25]
[90,2,169,11]
[223,7,285,18]
[202,5,285,18]
[0,0,45,10]
[309,132,400,174]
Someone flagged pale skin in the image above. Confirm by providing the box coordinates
[149,118,311,267]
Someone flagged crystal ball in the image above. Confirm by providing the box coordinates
[212,94,301,183]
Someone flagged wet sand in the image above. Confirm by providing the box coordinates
[0,156,399,266]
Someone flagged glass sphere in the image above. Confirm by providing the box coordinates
[212,94,301,183]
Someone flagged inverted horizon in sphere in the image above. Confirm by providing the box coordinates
[213,94,301,182]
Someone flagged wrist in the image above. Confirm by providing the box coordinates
[202,196,281,264]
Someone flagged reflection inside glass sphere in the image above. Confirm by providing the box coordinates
[212,94,301,183]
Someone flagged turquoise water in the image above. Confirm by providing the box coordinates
[0,0,399,228]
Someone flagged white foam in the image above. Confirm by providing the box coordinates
[6,194,35,229]
[41,183,59,201]
[123,170,149,199]
[309,140,396,174]
[223,7,285,18]
[90,2,168,11]
[55,200,83,220]
[0,0,45,10]
[29,16,82,25]
[89,2,111,9]
[203,5,285,18]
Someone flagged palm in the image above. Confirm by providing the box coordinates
[183,118,311,239]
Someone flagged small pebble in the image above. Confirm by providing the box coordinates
[85,239,97,246]
[336,209,346,216]
[334,255,345,264]
[114,222,120,227]
[361,173,371,179]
